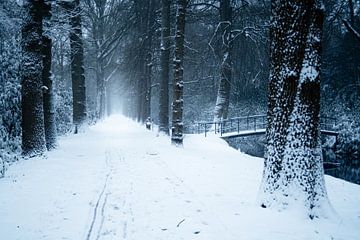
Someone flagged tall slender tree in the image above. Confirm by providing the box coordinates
[348,0,355,25]
[259,0,329,218]
[131,0,157,123]
[42,1,57,150]
[158,0,171,134]
[42,36,57,150]
[213,0,233,122]
[21,0,46,156]
[171,0,187,145]
[132,0,145,122]
[141,0,155,122]
[68,0,87,131]
[91,0,108,119]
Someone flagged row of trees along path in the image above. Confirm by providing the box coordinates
[20,0,332,219]
[22,0,86,157]
[137,0,330,218]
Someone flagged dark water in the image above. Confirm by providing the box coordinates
[323,150,360,185]
[226,135,266,158]
[225,137,360,185]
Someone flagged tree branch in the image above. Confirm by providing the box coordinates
[343,19,360,43]
[188,3,220,11]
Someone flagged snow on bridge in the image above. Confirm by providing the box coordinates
[195,115,339,139]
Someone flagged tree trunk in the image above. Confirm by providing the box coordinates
[69,0,87,131]
[142,0,155,122]
[213,0,233,122]
[171,0,187,146]
[21,0,46,157]
[259,0,328,218]
[96,59,106,119]
[134,0,155,123]
[349,0,355,25]
[137,76,145,122]
[158,0,171,134]
[106,85,112,116]
[42,36,57,150]
[92,1,107,120]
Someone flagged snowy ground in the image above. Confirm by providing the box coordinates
[0,115,359,240]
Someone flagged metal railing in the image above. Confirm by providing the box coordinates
[320,116,337,132]
[196,115,338,137]
[197,115,266,137]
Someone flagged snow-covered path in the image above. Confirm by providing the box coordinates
[0,115,360,240]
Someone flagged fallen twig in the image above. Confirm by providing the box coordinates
[177,219,185,227]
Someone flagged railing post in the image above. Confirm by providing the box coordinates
[214,122,217,134]
[221,121,223,136]
[237,118,240,133]
[254,117,257,131]
[198,123,200,134]
[263,115,266,129]
[325,116,328,130]
[204,123,207,137]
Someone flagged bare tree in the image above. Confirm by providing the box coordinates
[131,0,157,123]
[158,0,171,134]
[140,0,156,122]
[213,0,233,122]
[171,0,187,145]
[42,1,57,150]
[42,35,57,150]
[83,0,129,119]
[61,0,87,131]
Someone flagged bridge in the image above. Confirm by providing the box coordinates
[196,115,339,139]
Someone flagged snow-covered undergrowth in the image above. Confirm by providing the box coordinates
[336,121,360,156]
[0,115,359,240]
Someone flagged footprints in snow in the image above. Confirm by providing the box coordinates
[88,148,209,239]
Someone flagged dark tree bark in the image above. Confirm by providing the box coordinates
[133,1,143,122]
[213,0,233,122]
[21,0,46,156]
[42,0,56,150]
[134,0,156,123]
[42,36,57,150]
[83,0,115,119]
[158,0,171,134]
[93,1,107,120]
[349,0,355,25]
[259,0,328,218]
[343,19,360,43]
[142,0,155,122]
[171,0,187,146]
[69,0,87,130]
[96,58,106,119]
[134,0,146,123]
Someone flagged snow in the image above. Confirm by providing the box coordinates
[0,115,359,240]
[300,64,319,82]
[220,128,266,138]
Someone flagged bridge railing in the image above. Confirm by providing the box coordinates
[196,115,338,137]
[196,115,267,137]
[320,116,337,132]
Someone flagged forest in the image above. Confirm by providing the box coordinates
[0,0,360,239]
[1,0,360,160]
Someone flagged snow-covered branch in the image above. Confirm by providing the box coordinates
[343,19,360,43]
